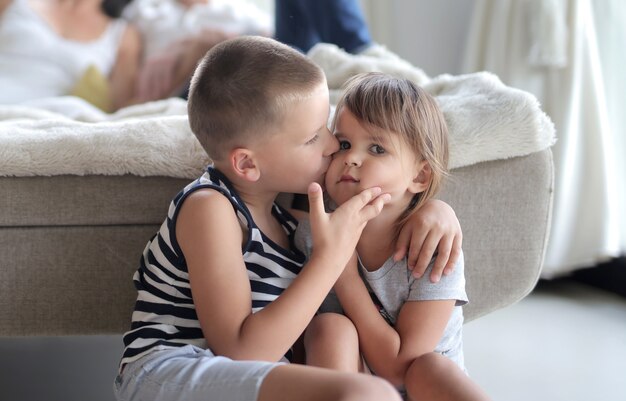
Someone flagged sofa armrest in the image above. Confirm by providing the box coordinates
[440,149,554,322]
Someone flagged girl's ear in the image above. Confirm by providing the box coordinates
[409,161,431,194]
[230,148,261,182]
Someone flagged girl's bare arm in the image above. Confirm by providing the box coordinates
[335,262,455,386]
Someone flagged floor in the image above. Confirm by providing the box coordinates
[1,277,625,401]
[463,278,626,401]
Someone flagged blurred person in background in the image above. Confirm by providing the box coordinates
[127,0,374,102]
[0,0,141,112]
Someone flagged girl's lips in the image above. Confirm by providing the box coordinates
[339,174,359,183]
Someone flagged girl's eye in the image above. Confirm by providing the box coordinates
[306,134,319,145]
[370,144,385,154]
[339,140,351,150]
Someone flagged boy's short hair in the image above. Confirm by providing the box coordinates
[334,72,449,223]
[188,36,326,161]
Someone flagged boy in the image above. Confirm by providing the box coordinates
[115,36,460,401]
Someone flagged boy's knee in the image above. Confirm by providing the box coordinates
[406,352,456,384]
[304,313,357,348]
[304,313,361,372]
[341,375,402,401]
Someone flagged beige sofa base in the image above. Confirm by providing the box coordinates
[0,150,553,336]
[1,175,189,336]
[0,226,156,335]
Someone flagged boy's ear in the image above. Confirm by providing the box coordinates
[409,161,431,194]
[229,148,261,182]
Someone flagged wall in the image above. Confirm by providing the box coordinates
[251,0,476,76]
[361,0,476,76]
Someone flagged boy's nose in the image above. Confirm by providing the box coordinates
[324,129,340,156]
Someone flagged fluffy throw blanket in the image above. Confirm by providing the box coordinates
[0,44,555,178]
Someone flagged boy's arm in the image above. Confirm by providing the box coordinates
[334,264,455,387]
[178,184,388,362]
[394,199,462,282]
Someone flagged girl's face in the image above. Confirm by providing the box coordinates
[326,108,427,209]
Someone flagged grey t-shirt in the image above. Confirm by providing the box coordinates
[295,219,468,370]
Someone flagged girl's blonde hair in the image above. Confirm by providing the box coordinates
[333,72,449,229]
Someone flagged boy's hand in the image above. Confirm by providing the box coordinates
[393,199,462,282]
[308,183,389,270]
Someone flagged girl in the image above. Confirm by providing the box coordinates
[303,72,491,401]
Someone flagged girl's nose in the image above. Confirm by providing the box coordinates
[344,153,360,167]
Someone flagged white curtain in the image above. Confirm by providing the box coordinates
[464,0,625,278]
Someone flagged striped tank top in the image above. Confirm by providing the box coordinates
[120,166,305,369]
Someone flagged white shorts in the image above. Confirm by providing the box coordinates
[114,345,282,401]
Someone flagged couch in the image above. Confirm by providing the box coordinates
[0,149,554,335]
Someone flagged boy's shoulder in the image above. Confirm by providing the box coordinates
[178,187,239,226]
[175,187,244,252]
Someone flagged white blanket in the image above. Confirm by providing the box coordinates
[309,44,556,170]
[0,44,555,178]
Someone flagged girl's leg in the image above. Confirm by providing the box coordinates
[303,313,361,372]
[258,363,401,401]
[404,353,491,401]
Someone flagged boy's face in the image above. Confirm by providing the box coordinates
[326,108,420,207]
[255,82,339,194]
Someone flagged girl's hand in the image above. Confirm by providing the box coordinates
[307,183,389,272]
[393,199,462,282]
